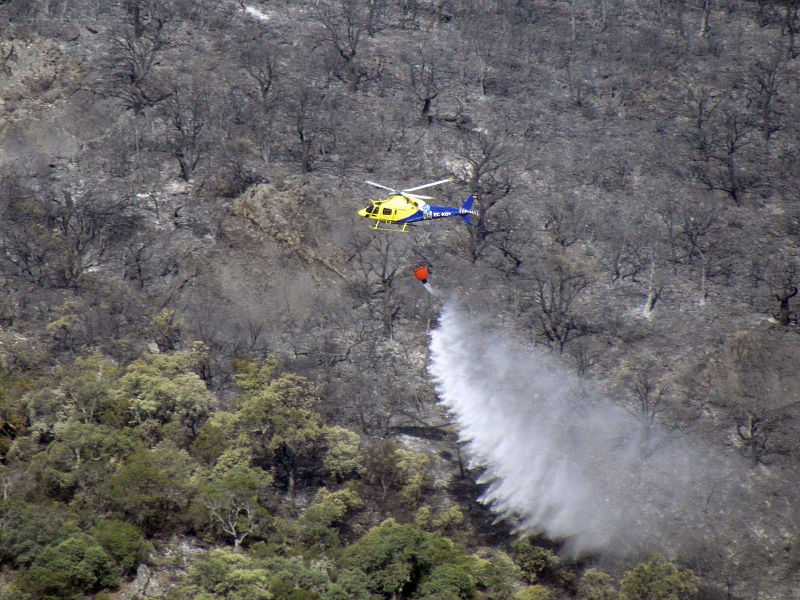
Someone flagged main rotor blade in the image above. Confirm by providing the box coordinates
[365,180,397,193]
[403,193,433,200]
[402,178,453,193]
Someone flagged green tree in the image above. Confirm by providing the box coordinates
[174,548,272,599]
[260,555,330,598]
[113,347,214,447]
[234,359,327,496]
[511,538,560,585]
[174,549,332,599]
[0,500,81,567]
[342,519,475,599]
[102,441,198,535]
[197,450,273,548]
[516,586,552,600]
[431,506,465,536]
[0,341,35,459]
[91,519,151,576]
[619,555,698,600]
[577,568,619,600]
[324,568,373,600]
[250,518,304,558]
[13,533,119,599]
[190,410,239,466]
[362,439,432,510]
[417,562,476,598]
[59,351,120,424]
[299,487,364,552]
[394,448,431,509]
[29,421,140,504]
[149,308,183,352]
[19,386,68,443]
[476,552,523,600]
[323,426,364,482]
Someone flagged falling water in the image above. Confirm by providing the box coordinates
[428,302,740,556]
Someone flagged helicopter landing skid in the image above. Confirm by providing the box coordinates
[370,221,409,232]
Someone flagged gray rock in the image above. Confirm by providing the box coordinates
[121,564,165,600]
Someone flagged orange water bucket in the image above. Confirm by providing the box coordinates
[413,265,430,284]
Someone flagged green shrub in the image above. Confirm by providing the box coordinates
[176,548,332,599]
[417,563,476,598]
[431,505,465,533]
[300,487,364,552]
[516,585,552,600]
[323,569,373,600]
[577,568,620,599]
[620,555,698,600]
[0,500,81,567]
[14,533,118,598]
[91,519,151,575]
[512,538,560,584]
[342,519,476,599]
[476,552,523,600]
[323,427,364,481]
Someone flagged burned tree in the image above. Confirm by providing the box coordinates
[768,259,799,326]
[522,251,593,354]
[692,107,762,206]
[312,0,381,91]
[454,128,514,262]
[624,367,669,458]
[348,234,409,338]
[0,178,138,288]
[282,83,335,174]
[403,44,446,125]
[164,80,209,181]
[104,25,171,114]
[696,331,799,467]
[742,50,786,142]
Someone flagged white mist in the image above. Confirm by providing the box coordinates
[428,302,735,556]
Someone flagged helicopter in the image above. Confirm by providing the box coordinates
[357,177,478,232]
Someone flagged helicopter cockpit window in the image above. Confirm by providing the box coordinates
[382,208,392,216]
[368,206,378,215]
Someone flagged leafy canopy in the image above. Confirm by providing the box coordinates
[342,518,476,599]
[620,555,698,600]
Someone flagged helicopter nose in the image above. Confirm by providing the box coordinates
[358,208,369,218]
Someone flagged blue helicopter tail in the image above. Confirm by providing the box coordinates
[460,194,476,225]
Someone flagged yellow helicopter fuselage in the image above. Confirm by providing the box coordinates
[357,195,422,231]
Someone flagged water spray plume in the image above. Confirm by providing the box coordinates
[428,302,741,557]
